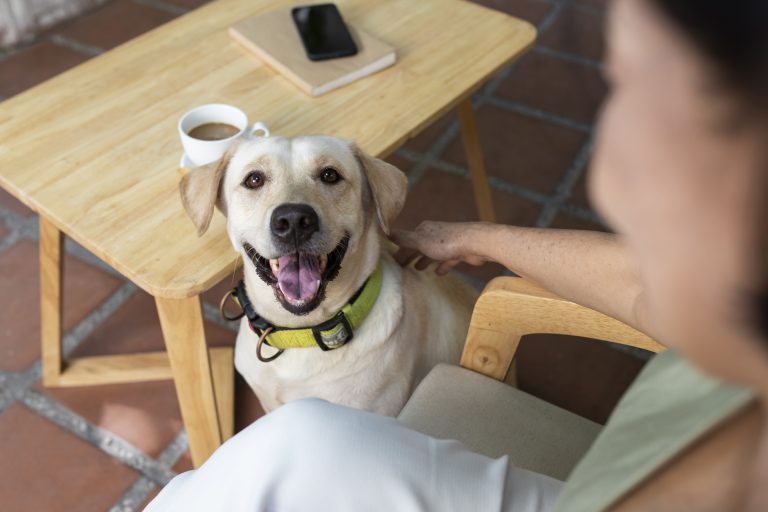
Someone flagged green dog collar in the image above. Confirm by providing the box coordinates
[225,262,383,357]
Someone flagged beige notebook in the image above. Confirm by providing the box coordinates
[229,8,396,97]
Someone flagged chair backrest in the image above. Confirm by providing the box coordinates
[460,277,665,381]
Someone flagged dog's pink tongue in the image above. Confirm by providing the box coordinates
[277,253,321,302]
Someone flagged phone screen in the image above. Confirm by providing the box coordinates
[291,4,358,61]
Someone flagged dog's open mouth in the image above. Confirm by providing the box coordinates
[243,234,350,315]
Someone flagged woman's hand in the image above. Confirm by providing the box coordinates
[389,221,494,275]
[393,221,651,337]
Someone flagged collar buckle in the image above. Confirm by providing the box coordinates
[311,311,354,351]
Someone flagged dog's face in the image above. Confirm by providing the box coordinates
[179,135,407,317]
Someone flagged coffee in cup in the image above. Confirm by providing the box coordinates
[188,122,241,141]
[178,104,270,166]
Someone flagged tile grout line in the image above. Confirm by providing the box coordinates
[107,431,189,512]
[484,96,593,133]
[0,204,31,232]
[0,205,126,280]
[64,238,130,280]
[534,135,594,228]
[0,373,14,411]
[61,282,138,355]
[487,174,554,206]
[569,2,607,18]
[557,201,605,225]
[551,136,594,199]
[0,281,139,405]
[202,301,240,333]
[0,280,186,494]
[132,0,191,16]
[395,0,604,253]
[17,389,177,485]
[404,0,566,190]
[0,198,193,494]
[403,56,524,189]
[524,0,603,229]
[0,209,193,492]
[478,1,567,99]
[0,1,110,63]
[537,0,567,34]
[0,229,21,256]
[156,430,190,467]
[395,146,553,206]
[534,45,604,70]
[49,34,104,57]
[0,280,187,488]
[397,119,595,213]
[425,0,587,228]
[0,209,34,258]
[107,477,157,512]
[495,10,595,254]
[0,42,26,64]
[403,122,461,188]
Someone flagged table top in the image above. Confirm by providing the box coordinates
[0,0,535,298]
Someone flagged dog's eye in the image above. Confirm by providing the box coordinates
[319,167,342,184]
[243,171,265,190]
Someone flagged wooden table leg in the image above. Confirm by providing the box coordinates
[38,218,233,462]
[457,97,497,223]
[40,217,63,386]
[156,295,222,467]
[210,347,235,441]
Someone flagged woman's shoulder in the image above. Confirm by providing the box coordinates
[555,350,754,512]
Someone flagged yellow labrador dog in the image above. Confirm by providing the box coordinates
[180,135,476,415]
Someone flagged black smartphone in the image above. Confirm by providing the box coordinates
[291,4,358,61]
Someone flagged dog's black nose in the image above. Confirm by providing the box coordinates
[270,203,319,245]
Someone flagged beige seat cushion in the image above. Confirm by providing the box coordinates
[398,364,602,481]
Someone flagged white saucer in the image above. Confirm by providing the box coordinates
[180,153,194,168]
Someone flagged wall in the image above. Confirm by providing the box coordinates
[0,0,106,48]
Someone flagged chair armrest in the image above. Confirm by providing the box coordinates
[460,276,665,381]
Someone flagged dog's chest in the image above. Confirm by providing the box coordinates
[231,256,475,415]
[234,324,420,414]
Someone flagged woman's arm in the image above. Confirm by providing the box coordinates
[391,222,654,336]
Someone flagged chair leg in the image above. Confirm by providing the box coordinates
[457,97,496,223]
[156,295,222,467]
[40,217,63,386]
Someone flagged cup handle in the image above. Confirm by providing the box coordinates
[250,122,270,138]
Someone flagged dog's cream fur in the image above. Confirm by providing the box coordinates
[180,135,477,416]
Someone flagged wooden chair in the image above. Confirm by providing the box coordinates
[398,276,665,481]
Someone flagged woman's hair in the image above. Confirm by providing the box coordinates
[650,0,768,111]
[649,0,768,340]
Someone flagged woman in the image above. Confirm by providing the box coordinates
[146,0,768,510]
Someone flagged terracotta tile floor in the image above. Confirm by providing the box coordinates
[0,0,649,510]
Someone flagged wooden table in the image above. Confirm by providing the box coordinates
[0,0,535,467]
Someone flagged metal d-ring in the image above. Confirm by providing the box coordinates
[219,288,245,322]
[256,327,284,363]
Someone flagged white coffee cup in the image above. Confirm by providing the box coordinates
[178,104,269,166]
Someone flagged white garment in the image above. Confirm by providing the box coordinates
[145,399,562,512]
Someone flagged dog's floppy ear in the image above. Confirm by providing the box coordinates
[352,144,408,235]
[179,148,234,236]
